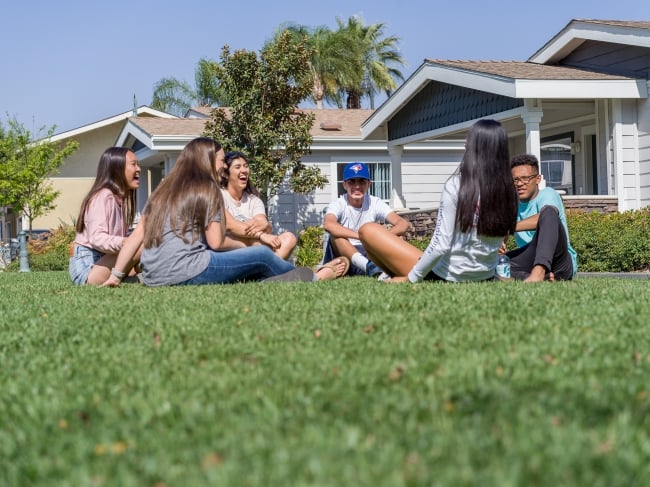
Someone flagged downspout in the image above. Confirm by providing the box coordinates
[603,100,613,197]
[388,144,405,209]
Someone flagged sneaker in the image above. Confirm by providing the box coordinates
[377,272,391,282]
[263,266,315,282]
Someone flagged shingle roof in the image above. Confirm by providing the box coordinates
[575,19,650,29]
[129,109,374,139]
[424,60,637,80]
[303,109,374,137]
[127,118,207,137]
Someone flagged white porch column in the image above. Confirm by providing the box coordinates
[164,154,175,176]
[522,99,545,188]
[611,99,628,211]
[388,144,405,209]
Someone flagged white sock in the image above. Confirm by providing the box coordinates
[351,252,369,272]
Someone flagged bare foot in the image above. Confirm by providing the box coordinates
[524,265,548,283]
[315,257,350,281]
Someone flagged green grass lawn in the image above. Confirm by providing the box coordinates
[1,272,649,486]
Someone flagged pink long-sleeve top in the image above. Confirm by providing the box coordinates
[74,188,126,254]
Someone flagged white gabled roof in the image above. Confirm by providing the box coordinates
[48,106,177,142]
[361,60,646,140]
[362,19,650,141]
[529,19,650,64]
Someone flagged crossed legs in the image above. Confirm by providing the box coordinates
[87,244,142,285]
[358,223,422,277]
[507,205,573,282]
[223,231,297,260]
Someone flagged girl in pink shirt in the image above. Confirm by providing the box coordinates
[69,147,141,285]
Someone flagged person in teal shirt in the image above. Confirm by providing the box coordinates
[504,154,578,282]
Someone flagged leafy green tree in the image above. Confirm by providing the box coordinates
[335,16,406,109]
[0,118,78,234]
[151,59,228,116]
[203,31,327,203]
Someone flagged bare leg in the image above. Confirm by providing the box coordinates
[359,223,422,277]
[222,232,295,260]
[221,234,252,250]
[329,235,361,260]
[86,243,142,285]
[276,232,297,260]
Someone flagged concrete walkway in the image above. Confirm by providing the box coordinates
[577,272,650,279]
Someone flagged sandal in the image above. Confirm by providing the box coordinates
[314,256,350,281]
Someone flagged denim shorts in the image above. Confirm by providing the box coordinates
[69,245,104,285]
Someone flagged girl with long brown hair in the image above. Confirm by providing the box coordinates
[69,147,140,285]
[359,119,518,283]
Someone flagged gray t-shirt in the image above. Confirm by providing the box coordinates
[140,212,221,286]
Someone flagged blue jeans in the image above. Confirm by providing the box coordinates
[181,246,296,285]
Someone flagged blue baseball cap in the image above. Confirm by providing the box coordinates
[343,162,370,181]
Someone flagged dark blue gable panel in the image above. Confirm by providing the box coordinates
[387,81,523,141]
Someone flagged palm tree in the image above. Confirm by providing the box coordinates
[151,59,228,116]
[335,16,406,109]
[273,23,362,109]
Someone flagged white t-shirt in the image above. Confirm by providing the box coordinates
[221,189,266,222]
[326,194,394,246]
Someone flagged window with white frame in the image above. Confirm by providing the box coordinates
[541,136,573,194]
[336,162,391,200]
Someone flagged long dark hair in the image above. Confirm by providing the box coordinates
[143,137,225,248]
[220,151,261,197]
[75,147,136,233]
[455,119,518,237]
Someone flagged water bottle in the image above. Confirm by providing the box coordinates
[496,254,511,279]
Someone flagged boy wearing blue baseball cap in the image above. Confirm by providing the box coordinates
[322,162,409,277]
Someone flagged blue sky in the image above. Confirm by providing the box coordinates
[1,0,647,135]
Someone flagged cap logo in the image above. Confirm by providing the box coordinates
[349,163,363,174]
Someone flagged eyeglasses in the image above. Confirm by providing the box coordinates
[513,174,539,185]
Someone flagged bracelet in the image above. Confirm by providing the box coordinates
[111,268,126,280]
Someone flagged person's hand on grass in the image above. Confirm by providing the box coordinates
[101,274,122,287]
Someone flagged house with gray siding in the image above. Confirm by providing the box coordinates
[363,19,650,213]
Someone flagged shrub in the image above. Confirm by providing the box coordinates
[5,223,75,272]
[394,209,650,272]
[295,226,325,267]
[568,207,650,272]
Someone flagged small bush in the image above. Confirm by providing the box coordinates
[393,209,650,272]
[568,207,650,272]
[5,223,75,272]
[295,226,325,267]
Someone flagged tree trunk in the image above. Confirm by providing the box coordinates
[346,90,361,109]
